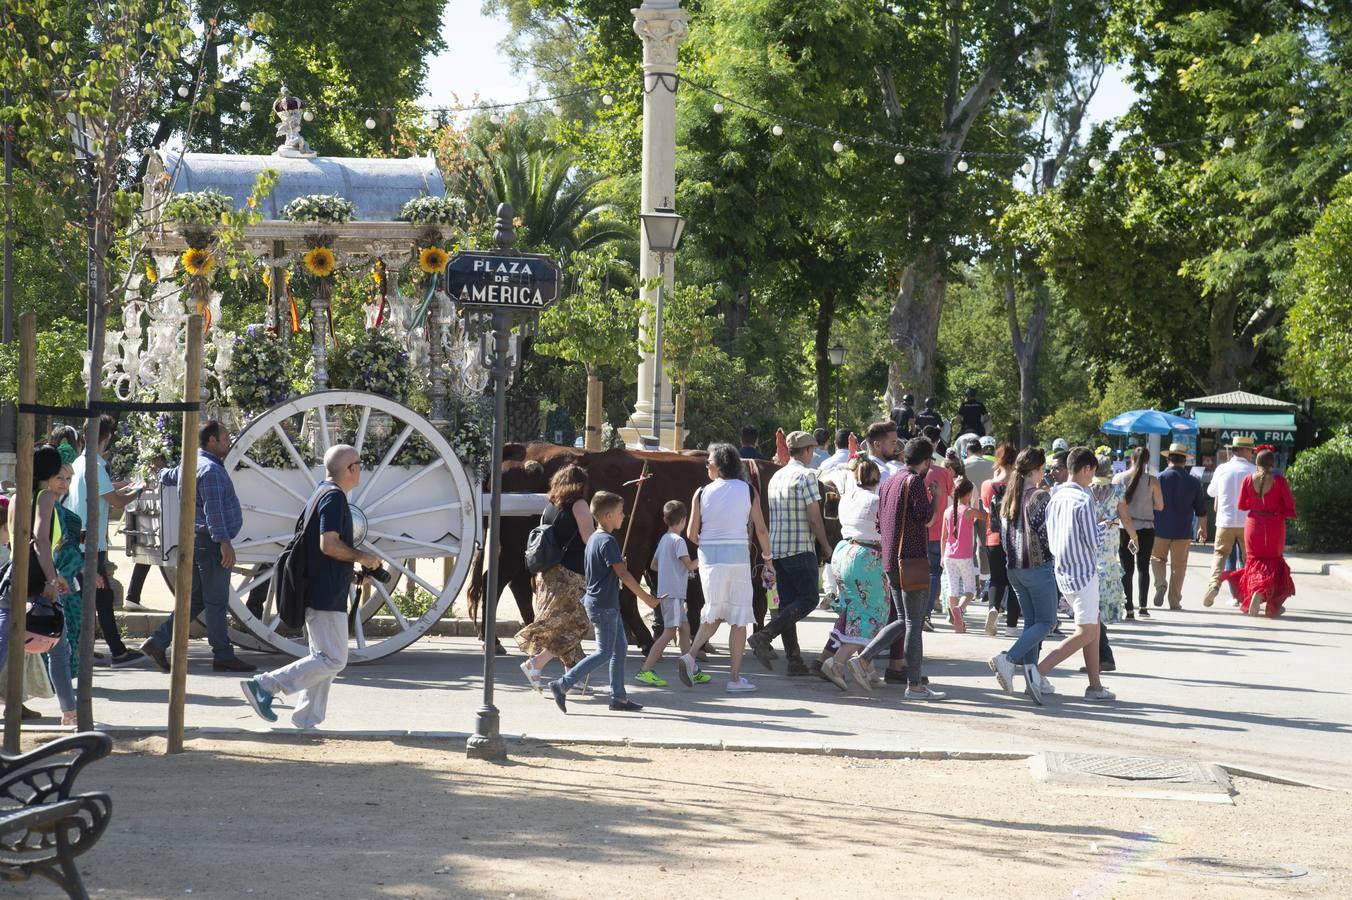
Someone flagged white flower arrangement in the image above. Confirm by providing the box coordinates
[281,194,357,224]
[397,195,465,226]
[164,189,234,225]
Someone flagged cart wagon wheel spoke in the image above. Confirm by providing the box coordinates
[221,390,481,663]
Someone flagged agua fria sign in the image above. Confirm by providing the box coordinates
[445,251,560,310]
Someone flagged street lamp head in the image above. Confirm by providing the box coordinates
[640,206,687,254]
[828,344,846,366]
[55,90,96,161]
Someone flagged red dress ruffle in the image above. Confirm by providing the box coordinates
[1221,474,1297,617]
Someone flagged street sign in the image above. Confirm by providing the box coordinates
[445,251,560,310]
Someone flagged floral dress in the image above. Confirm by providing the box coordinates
[1088,480,1126,625]
[828,488,889,644]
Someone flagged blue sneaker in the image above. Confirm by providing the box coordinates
[240,679,278,723]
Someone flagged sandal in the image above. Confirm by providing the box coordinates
[61,711,78,727]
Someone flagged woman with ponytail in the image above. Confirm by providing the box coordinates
[1225,449,1296,618]
[989,448,1056,698]
[1112,447,1164,619]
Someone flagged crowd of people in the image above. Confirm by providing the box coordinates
[0,391,1301,727]
[515,394,1300,713]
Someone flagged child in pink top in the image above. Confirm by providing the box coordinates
[941,477,987,633]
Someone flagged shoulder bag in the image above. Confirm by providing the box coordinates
[897,473,930,592]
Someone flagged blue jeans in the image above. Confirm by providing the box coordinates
[927,540,942,614]
[560,603,627,700]
[0,601,76,713]
[149,532,236,661]
[1004,562,1057,666]
[765,552,820,657]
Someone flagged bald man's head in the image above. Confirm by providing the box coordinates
[325,444,360,489]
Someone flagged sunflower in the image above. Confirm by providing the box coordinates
[418,246,450,275]
[303,246,336,278]
[181,248,215,277]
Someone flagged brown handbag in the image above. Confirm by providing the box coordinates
[897,473,930,592]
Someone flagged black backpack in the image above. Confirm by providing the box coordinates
[275,485,339,628]
[525,505,579,575]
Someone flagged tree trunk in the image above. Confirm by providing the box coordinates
[584,371,603,451]
[814,291,836,429]
[886,242,947,407]
[1006,275,1049,448]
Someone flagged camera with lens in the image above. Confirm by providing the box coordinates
[360,565,390,584]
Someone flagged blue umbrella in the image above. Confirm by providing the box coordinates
[1101,409,1198,436]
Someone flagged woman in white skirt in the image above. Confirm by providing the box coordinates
[678,443,773,692]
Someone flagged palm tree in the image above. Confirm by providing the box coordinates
[460,129,633,256]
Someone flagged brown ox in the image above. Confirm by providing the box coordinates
[467,444,780,654]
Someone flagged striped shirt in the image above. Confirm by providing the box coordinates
[767,459,822,559]
[1045,482,1102,594]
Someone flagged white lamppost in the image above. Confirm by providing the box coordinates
[629,0,688,438]
[639,206,686,449]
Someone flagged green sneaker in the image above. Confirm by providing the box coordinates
[693,671,712,685]
[635,670,667,687]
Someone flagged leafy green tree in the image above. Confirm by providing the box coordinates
[659,280,717,448]
[535,247,643,448]
[1285,176,1352,416]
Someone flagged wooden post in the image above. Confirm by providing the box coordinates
[672,384,686,451]
[166,314,203,754]
[584,371,603,450]
[3,313,35,752]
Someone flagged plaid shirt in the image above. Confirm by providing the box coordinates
[767,459,822,559]
[160,450,243,543]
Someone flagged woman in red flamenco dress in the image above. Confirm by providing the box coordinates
[1224,448,1297,618]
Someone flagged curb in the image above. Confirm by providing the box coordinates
[1215,762,1343,792]
[1325,564,1352,588]
[113,612,519,640]
[27,727,1344,790]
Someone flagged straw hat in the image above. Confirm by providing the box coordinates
[1226,435,1257,450]
[1164,442,1193,461]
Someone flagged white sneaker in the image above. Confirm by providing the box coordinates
[519,660,541,691]
[1085,686,1116,702]
[726,677,757,693]
[988,652,1016,693]
[1036,670,1056,695]
[1023,665,1044,706]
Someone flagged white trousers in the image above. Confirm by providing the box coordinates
[257,609,348,728]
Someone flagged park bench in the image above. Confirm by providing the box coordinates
[0,732,114,899]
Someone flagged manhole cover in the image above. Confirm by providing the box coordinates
[1160,857,1308,880]
[1034,753,1233,800]
[1061,755,1195,781]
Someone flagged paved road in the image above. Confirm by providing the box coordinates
[85,548,1351,788]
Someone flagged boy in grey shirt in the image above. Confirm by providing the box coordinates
[636,501,708,686]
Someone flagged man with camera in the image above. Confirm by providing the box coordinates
[241,444,381,729]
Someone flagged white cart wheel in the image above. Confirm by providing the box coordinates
[222,390,482,663]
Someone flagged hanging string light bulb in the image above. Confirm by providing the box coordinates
[177,85,190,98]
[713,101,725,114]
[365,117,377,130]
[489,112,503,125]
[303,109,314,122]
[894,152,905,165]
[956,159,969,172]
[833,140,845,153]
[1021,160,1035,176]
[1291,116,1306,130]
[1153,147,1166,161]
[239,99,251,112]
[771,124,783,136]
[1222,135,1236,149]
[601,93,614,106]
[1088,157,1103,172]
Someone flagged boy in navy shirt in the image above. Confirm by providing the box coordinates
[549,492,660,713]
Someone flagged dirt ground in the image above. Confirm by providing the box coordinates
[8,736,1348,899]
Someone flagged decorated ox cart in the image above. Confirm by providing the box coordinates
[119,94,547,663]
